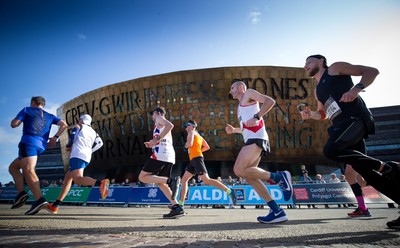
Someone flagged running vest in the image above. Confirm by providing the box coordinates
[237,102,269,142]
[188,132,203,161]
[151,125,175,164]
[316,69,372,125]
[70,124,97,163]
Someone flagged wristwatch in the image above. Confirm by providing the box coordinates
[355,83,365,90]
[253,114,260,120]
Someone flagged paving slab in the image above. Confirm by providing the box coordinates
[0,204,399,247]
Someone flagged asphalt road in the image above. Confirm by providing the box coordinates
[0,203,399,247]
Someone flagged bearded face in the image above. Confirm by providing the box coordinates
[307,66,319,77]
[304,58,320,78]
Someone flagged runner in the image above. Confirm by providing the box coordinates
[138,107,183,219]
[46,114,108,214]
[178,120,237,208]
[9,96,67,215]
[226,81,293,224]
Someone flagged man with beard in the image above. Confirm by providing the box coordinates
[300,54,400,229]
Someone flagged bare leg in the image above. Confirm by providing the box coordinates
[357,174,367,188]
[157,183,179,205]
[233,144,273,203]
[139,171,168,184]
[9,158,24,193]
[20,156,42,200]
[70,169,96,186]
[56,171,74,201]
[200,173,229,191]
[138,171,178,205]
[246,177,273,202]
[179,171,193,203]
[345,165,358,185]
[233,144,271,180]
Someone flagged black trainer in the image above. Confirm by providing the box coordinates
[387,215,400,229]
[25,197,48,215]
[167,176,180,201]
[11,191,28,209]
[163,205,185,219]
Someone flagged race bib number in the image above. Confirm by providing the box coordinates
[324,96,342,120]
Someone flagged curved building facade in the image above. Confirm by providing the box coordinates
[57,66,332,182]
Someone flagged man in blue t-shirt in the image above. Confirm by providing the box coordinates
[9,96,67,215]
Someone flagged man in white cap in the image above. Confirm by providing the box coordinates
[46,114,107,214]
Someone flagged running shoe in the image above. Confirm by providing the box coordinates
[257,208,288,224]
[163,205,186,219]
[45,203,59,214]
[11,190,28,209]
[228,188,237,206]
[277,171,293,201]
[347,207,371,217]
[25,197,48,215]
[387,215,400,229]
[168,204,184,209]
[99,179,110,200]
[167,176,179,201]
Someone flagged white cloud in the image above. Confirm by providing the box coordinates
[77,33,87,41]
[0,162,13,184]
[249,11,261,24]
[0,126,21,145]
[44,102,61,116]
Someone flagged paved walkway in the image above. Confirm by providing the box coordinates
[0,204,399,247]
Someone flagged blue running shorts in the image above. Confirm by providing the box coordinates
[69,157,89,171]
[18,142,45,158]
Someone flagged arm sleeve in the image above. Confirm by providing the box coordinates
[91,134,103,153]
[66,127,80,148]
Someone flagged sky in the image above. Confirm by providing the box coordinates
[0,0,399,184]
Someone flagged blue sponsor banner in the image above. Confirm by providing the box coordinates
[86,186,130,203]
[2,184,393,205]
[183,185,293,205]
[0,187,18,200]
[127,187,170,204]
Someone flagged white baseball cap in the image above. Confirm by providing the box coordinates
[80,114,92,125]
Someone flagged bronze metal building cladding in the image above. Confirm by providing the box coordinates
[57,66,331,181]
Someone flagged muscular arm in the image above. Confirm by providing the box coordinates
[300,89,327,121]
[242,89,276,127]
[145,115,174,148]
[156,116,174,139]
[48,119,68,149]
[11,119,22,128]
[201,137,210,152]
[185,130,195,149]
[330,62,379,87]
[225,124,242,134]
[244,89,276,116]
[330,62,379,102]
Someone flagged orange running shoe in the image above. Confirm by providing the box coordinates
[100,179,110,200]
[46,203,59,214]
